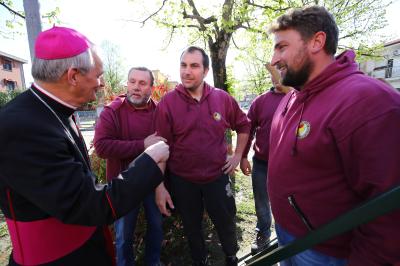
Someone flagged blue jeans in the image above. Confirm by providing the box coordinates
[115,192,163,266]
[275,224,348,266]
[252,157,272,238]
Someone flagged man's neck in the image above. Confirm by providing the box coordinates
[128,100,150,110]
[34,80,79,108]
[303,54,335,88]
[186,82,204,101]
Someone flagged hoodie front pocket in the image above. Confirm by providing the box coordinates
[288,195,315,231]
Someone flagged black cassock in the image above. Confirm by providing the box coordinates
[0,86,163,265]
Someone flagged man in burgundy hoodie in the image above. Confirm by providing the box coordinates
[94,67,165,266]
[154,46,250,266]
[268,6,400,266]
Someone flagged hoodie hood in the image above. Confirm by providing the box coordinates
[299,50,362,101]
[283,50,363,155]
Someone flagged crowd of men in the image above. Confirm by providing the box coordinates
[0,5,399,266]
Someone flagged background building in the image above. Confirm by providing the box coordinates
[359,39,400,91]
[0,51,27,92]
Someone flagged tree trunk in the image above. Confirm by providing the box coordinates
[23,0,42,61]
[208,30,232,92]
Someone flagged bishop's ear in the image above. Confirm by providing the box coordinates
[66,68,80,86]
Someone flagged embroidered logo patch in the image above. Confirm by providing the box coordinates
[296,121,311,139]
[213,112,222,121]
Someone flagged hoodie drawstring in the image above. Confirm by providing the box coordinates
[291,90,310,157]
[282,91,295,116]
[291,102,305,156]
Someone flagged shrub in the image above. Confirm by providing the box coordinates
[0,92,9,107]
[89,148,107,184]
[0,90,23,108]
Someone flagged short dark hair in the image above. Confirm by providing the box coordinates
[127,67,154,86]
[269,6,338,55]
[181,46,210,69]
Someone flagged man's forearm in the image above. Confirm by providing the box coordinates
[235,133,249,156]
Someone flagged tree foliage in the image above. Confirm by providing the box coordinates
[0,0,60,38]
[129,0,392,96]
[100,40,126,95]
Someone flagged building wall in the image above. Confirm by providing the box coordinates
[359,40,400,90]
[0,57,25,92]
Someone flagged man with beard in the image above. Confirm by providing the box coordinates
[268,6,400,265]
[154,46,250,266]
[94,67,165,266]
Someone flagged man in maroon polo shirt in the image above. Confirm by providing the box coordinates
[240,63,287,254]
[94,67,165,266]
[154,46,250,266]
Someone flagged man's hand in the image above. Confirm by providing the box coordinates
[144,133,167,148]
[144,141,169,164]
[155,182,174,216]
[265,62,293,94]
[240,158,252,176]
[275,84,293,94]
[265,62,281,87]
[223,154,241,175]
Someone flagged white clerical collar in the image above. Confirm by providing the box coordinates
[34,82,78,110]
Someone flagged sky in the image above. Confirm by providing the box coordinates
[0,0,399,85]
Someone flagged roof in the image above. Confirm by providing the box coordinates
[384,39,400,47]
[0,50,28,64]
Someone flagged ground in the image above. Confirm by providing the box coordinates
[0,171,264,266]
[0,212,11,265]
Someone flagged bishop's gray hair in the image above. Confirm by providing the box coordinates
[32,47,96,82]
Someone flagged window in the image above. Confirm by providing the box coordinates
[385,59,393,78]
[6,80,16,91]
[2,59,12,71]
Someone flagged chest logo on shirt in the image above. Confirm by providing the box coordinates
[296,121,311,139]
[213,112,222,121]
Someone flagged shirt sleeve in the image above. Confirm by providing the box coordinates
[93,106,144,160]
[337,109,400,265]
[242,99,258,158]
[226,94,251,134]
[154,100,173,144]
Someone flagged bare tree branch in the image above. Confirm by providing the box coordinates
[245,0,290,12]
[156,19,203,31]
[338,44,382,57]
[339,30,363,40]
[182,12,217,25]
[185,0,208,31]
[0,1,25,19]
[130,0,168,27]
[162,26,176,50]
[231,35,245,50]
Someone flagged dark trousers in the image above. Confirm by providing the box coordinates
[169,173,238,262]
